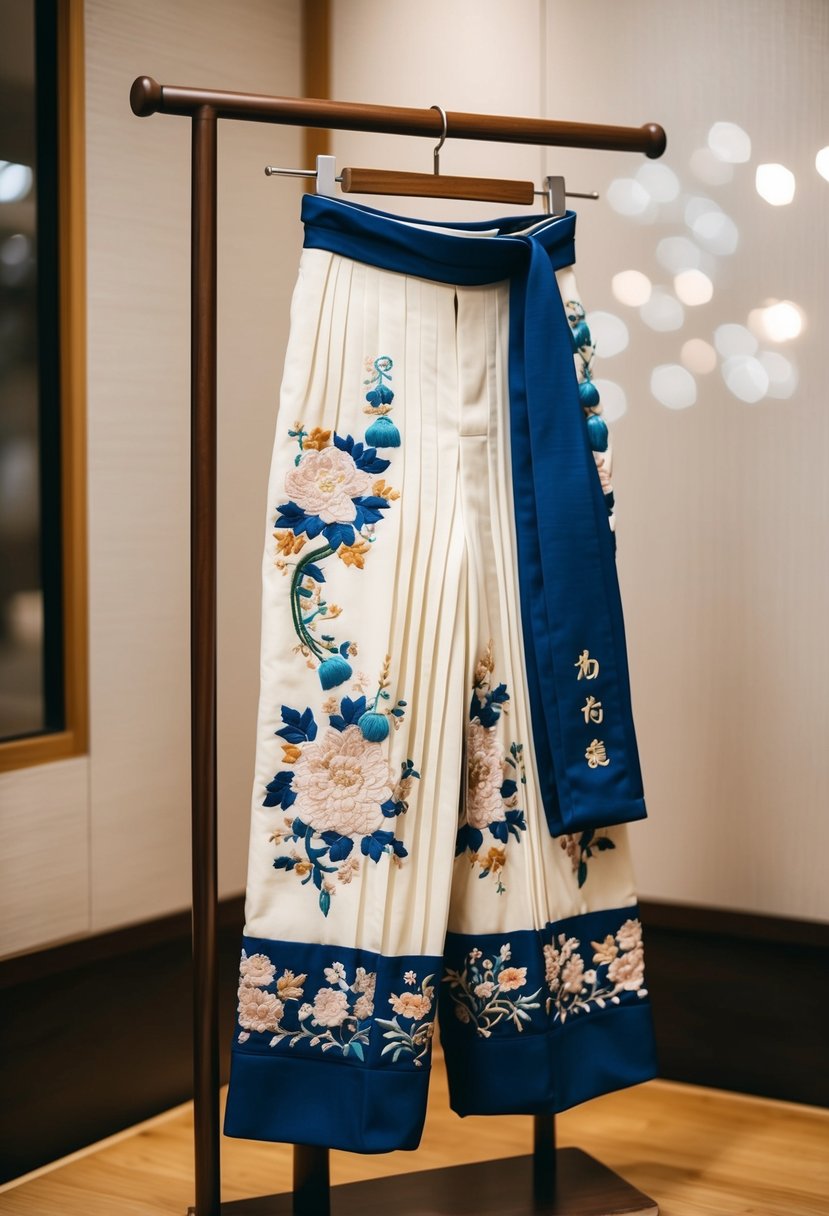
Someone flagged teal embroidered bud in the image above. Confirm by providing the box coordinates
[318,654,353,689]
[578,380,601,409]
[357,711,390,742]
[570,320,591,349]
[586,413,609,452]
[364,415,401,448]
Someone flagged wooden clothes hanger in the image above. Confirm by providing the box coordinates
[265,103,599,213]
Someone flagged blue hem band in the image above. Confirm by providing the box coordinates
[223,1050,431,1153]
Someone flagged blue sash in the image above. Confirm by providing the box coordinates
[301,194,646,836]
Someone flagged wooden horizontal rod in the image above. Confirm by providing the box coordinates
[130,76,666,158]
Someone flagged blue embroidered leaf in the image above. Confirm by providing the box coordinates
[291,816,309,836]
[276,704,317,744]
[577,860,588,888]
[338,640,353,658]
[361,829,396,863]
[505,809,526,830]
[273,856,296,871]
[365,385,393,406]
[324,833,354,861]
[352,501,386,529]
[274,500,305,528]
[490,683,510,705]
[500,779,518,799]
[298,586,313,598]
[358,452,391,474]
[263,770,296,809]
[323,521,355,549]
[391,839,408,859]
[300,514,327,539]
[596,836,616,851]
[381,798,401,818]
[354,495,389,510]
[312,866,323,889]
[329,693,366,730]
[456,824,483,855]
[349,1040,365,1061]
[319,889,331,917]
[302,563,325,583]
[333,432,355,454]
[489,820,510,843]
[579,830,594,849]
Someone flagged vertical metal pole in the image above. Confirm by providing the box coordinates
[190,104,220,1216]
[533,1114,557,1203]
[293,1145,331,1216]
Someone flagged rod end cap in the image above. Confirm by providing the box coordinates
[130,76,162,117]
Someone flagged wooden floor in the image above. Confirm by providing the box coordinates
[1,1070,827,1216]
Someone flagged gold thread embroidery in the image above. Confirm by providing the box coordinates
[585,738,610,768]
[575,649,600,679]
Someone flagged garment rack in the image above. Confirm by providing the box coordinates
[129,75,664,1216]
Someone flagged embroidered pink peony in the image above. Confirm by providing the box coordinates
[616,918,643,952]
[466,722,507,829]
[237,985,284,1032]
[284,446,372,524]
[238,950,276,988]
[561,955,586,994]
[543,944,560,988]
[291,725,393,836]
[607,945,645,992]
[497,966,528,992]
[311,986,350,1027]
[389,991,432,1020]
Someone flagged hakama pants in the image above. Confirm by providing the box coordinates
[223,196,657,1153]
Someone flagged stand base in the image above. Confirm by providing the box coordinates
[191,1148,658,1215]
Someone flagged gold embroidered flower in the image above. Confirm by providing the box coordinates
[337,857,360,883]
[281,742,302,765]
[338,538,371,568]
[237,985,284,1032]
[497,966,527,992]
[608,946,645,992]
[352,967,376,996]
[465,722,507,829]
[238,951,276,989]
[284,446,372,524]
[290,725,393,836]
[616,918,643,952]
[389,991,432,1020]
[274,529,307,556]
[591,935,618,965]
[372,478,400,501]
[481,846,506,874]
[311,987,350,1027]
[302,426,332,451]
[276,969,307,1001]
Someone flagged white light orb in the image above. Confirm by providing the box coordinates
[714,323,757,357]
[657,236,702,273]
[816,146,829,182]
[707,121,752,163]
[635,161,681,203]
[758,351,798,399]
[681,338,717,374]
[722,355,769,403]
[611,269,652,307]
[755,163,796,205]
[651,364,697,410]
[639,289,685,332]
[691,210,739,255]
[760,300,803,341]
[0,161,33,203]
[607,177,652,217]
[674,269,714,306]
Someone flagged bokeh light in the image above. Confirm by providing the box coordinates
[722,355,769,403]
[681,338,718,374]
[611,269,652,307]
[593,379,627,423]
[640,288,684,332]
[674,269,714,306]
[755,163,796,205]
[651,364,697,410]
[707,121,751,163]
[585,311,629,357]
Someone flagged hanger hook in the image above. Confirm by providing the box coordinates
[430,104,448,176]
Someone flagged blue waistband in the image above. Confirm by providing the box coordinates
[300,193,646,836]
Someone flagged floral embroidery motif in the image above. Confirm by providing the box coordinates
[442,943,542,1036]
[375,970,436,1066]
[455,641,527,893]
[544,917,647,1024]
[559,828,616,887]
[236,951,379,1060]
[565,298,615,532]
[265,686,419,917]
[273,356,401,690]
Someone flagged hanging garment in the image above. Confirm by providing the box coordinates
[222,195,657,1154]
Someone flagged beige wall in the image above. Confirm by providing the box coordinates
[328,0,829,922]
[0,0,303,956]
